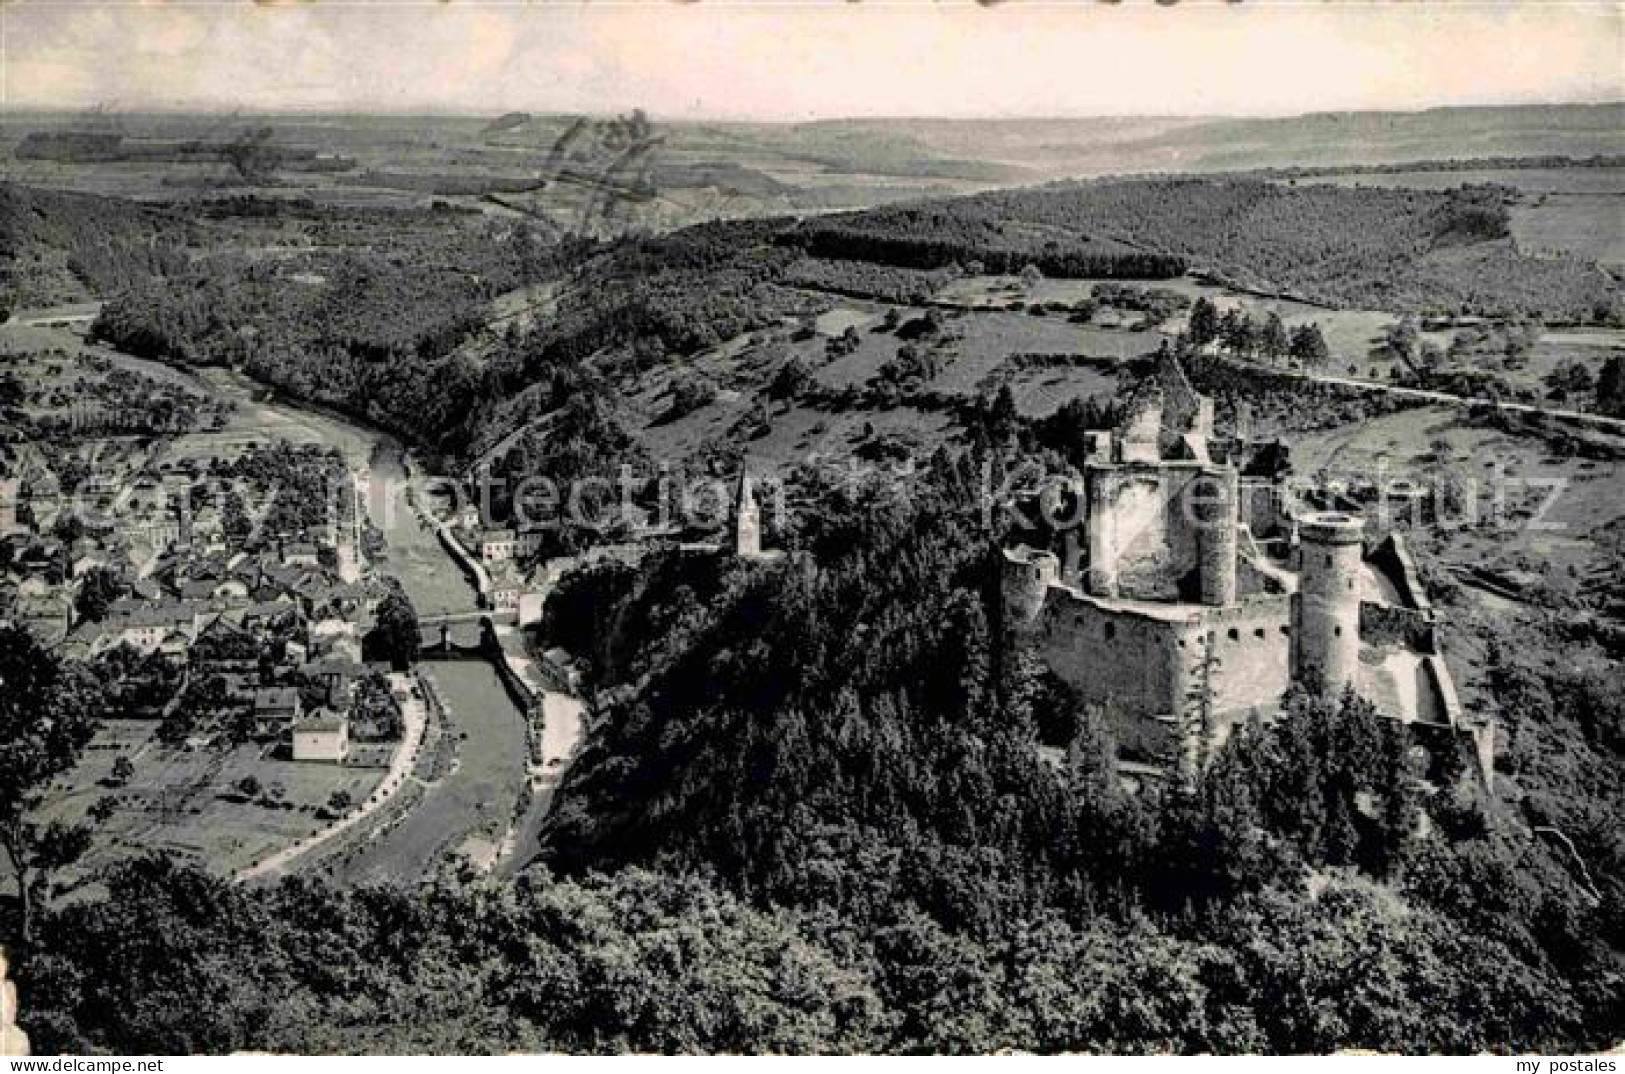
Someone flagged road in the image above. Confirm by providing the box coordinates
[1227,356,1625,433]
[491,624,587,876]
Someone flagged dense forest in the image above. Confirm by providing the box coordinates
[82,213,823,464]
[522,450,1622,1052]
[795,216,1189,279]
[0,183,195,306]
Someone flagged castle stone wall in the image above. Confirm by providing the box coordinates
[1199,597,1295,716]
[1025,590,1293,763]
[1031,591,1190,749]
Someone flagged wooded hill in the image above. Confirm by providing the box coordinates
[794,179,1618,320]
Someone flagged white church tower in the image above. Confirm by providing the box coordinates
[735,471,761,559]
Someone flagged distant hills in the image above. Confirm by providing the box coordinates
[4,102,1622,307]
[787,103,1625,179]
[8,102,1622,192]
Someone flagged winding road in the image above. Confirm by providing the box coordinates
[1225,355,1625,433]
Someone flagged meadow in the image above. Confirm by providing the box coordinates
[30,719,386,886]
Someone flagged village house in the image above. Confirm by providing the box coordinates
[282,542,321,569]
[0,478,20,537]
[15,592,71,645]
[479,528,517,564]
[310,617,364,663]
[292,710,349,763]
[488,567,523,613]
[253,686,303,737]
[301,657,370,708]
[95,602,203,656]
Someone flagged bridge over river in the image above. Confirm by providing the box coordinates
[415,606,520,658]
[417,606,519,630]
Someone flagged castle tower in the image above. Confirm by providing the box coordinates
[1000,546,1059,629]
[1194,467,1239,607]
[336,537,361,585]
[1294,511,1364,694]
[1115,382,1164,464]
[735,471,761,559]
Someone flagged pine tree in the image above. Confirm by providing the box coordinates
[1177,631,1221,790]
[1188,297,1220,348]
[1594,354,1625,417]
[1259,312,1290,364]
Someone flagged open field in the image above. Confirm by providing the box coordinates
[1513,195,1625,267]
[940,272,1625,397]
[939,273,1421,374]
[1288,405,1625,584]
[626,293,1152,472]
[1304,165,1625,195]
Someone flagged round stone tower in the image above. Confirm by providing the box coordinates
[1193,467,1239,607]
[1294,511,1364,694]
[1001,547,1059,630]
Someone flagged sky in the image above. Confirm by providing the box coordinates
[2,1,1621,121]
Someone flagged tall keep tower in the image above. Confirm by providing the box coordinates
[1294,511,1364,694]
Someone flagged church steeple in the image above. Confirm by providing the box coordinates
[734,470,761,559]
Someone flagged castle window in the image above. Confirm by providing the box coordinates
[1104,622,1116,641]
[1280,625,1291,636]
[1348,578,1355,591]
[1227,628,1240,642]
[1254,627,1266,639]
[1325,554,1333,567]
[1334,625,1343,637]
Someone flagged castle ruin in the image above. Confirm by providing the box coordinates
[1002,350,1492,783]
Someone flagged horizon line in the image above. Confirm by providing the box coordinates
[2,99,1622,124]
